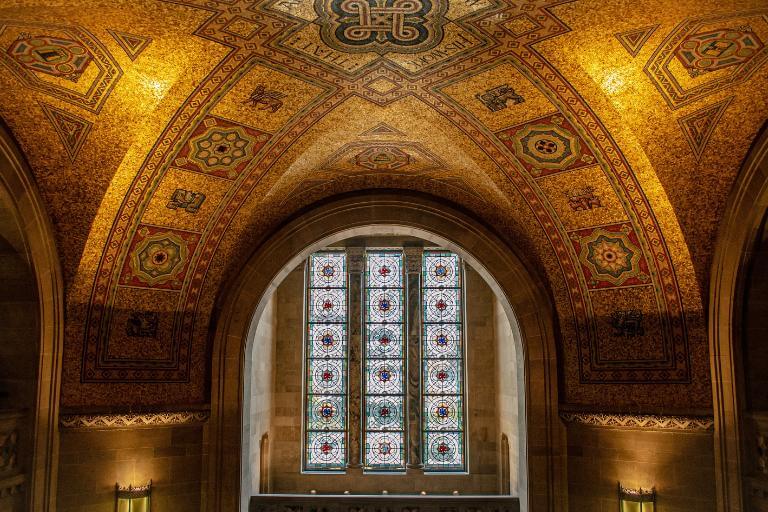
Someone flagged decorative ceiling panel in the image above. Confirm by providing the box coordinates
[0,0,764,412]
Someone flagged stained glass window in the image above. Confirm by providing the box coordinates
[363,250,407,471]
[304,252,348,471]
[422,251,466,471]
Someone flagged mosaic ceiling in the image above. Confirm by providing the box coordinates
[0,0,766,412]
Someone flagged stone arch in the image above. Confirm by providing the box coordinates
[709,121,768,512]
[0,120,64,512]
[207,192,565,512]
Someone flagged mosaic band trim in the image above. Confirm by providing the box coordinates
[59,410,210,429]
[560,412,715,431]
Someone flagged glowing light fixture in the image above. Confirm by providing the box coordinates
[115,481,151,512]
[619,483,655,512]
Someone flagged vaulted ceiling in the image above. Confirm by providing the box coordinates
[1,0,766,412]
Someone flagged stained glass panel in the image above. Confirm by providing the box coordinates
[363,250,406,471]
[364,431,405,471]
[422,251,466,472]
[304,251,347,472]
[365,324,404,358]
[424,431,464,471]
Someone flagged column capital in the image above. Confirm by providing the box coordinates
[346,246,365,273]
[404,246,423,274]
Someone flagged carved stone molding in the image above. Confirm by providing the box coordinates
[59,410,210,429]
[560,412,714,431]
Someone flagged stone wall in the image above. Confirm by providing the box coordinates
[494,297,518,495]
[246,293,276,495]
[266,265,501,494]
[56,423,206,512]
[565,422,715,512]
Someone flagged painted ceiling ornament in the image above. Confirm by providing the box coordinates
[190,127,251,175]
[129,229,190,287]
[173,116,271,180]
[314,0,448,55]
[7,33,92,81]
[355,145,411,171]
[498,114,596,178]
[514,122,580,174]
[676,26,764,77]
[576,226,645,287]
[0,22,122,114]
[645,10,768,109]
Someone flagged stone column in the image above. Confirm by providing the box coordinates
[346,247,364,470]
[404,246,423,469]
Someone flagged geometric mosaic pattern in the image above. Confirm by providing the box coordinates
[497,114,597,178]
[119,225,201,291]
[0,22,122,113]
[173,116,271,180]
[615,25,659,57]
[106,29,152,61]
[32,0,733,411]
[39,102,93,162]
[675,27,763,77]
[645,10,768,108]
[678,96,732,161]
[570,224,650,289]
[7,34,93,80]
[315,0,448,56]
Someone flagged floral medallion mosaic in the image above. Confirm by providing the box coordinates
[497,114,596,177]
[173,116,271,180]
[570,224,650,289]
[119,225,201,291]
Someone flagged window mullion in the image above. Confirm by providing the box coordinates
[404,246,424,470]
[346,247,365,470]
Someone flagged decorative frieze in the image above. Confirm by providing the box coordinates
[59,410,210,429]
[560,412,714,431]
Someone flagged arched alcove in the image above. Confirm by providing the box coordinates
[207,192,565,512]
[709,122,768,512]
[0,121,63,512]
[241,230,522,501]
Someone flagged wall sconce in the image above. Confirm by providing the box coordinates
[115,481,151,512]
[619,483,655,512]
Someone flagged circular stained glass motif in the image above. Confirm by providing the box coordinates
[425,290,458,322]
[309,325,345,358]
[377,366,392,382]
[368,325,401,357]
[311,289,345,321]
[367,253,402,287]
[368,290,401,321]
[425,361,459,394]
[427,433,461,466]
[310,360,344,394]
[367,361,402,394]
[424,324,460,358]
[425,255,456,287]
[307,431,344,468]
[308,395,345,430]
[311,253,345,287]
[366,397,402,429]
[365,432,404,468]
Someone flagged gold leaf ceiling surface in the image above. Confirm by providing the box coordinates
[0,0,765,412]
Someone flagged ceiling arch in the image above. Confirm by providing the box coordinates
[0,0,765,412]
